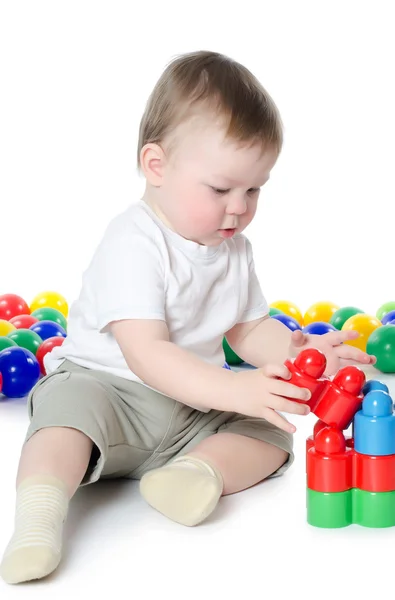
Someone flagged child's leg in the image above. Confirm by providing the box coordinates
[140,432,290,526]
[0,427,92,585]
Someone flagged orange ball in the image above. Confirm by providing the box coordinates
[342,314,382,352]
[304,301,340,326]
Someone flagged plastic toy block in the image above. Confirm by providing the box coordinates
[354,389,395,455]
[284,348,366,430]
[306,488,352,528]
[352,489,395,527]
[307,426,353,492]
[307,488,395,528]
[353,451,395,492]
[306,419,353,453]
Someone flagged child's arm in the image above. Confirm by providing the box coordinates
[110,318,309,425]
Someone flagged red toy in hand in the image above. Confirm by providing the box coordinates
[283,348,366,430]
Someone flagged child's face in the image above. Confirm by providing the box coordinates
[148,120,278,246]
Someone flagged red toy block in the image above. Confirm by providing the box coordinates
[284,349,328,412]
[307,425,353,492]
[283,348,366,431]
[314,366,365,430]
[353,452,395,492]
[306,418,353,454]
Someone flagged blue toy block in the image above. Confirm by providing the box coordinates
[362,379,389,396]
[354,390,395,456]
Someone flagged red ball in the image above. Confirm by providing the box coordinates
[294,348,326,379]
[332,366,366,395]
[9,314,38,329]
[36,336,65,374]
[0,294,30,321]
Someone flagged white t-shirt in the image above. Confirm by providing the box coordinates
[45,200,268,408]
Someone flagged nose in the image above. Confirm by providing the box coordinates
[226,195,247,216]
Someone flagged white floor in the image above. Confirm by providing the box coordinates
[0,364,394,599]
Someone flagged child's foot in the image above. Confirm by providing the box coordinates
[0,475,69,584]
[139,455,223,526]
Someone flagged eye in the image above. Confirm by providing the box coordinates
[247,188,260,195]
[211,187,230,195]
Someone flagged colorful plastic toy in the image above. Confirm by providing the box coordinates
[0,346,40,398]
[284,348,395,528]
[7,328,43,356]
[303,301,340,326]
[269,301,303,326]
[31,307,67,330]
[9,314,38,329]
[342,313,382,352]
[376,301,395,321]
[0,294,30,321]
[367,325,395,373]
[302,321,336,335]
[270,313,302,331]
[329,306,364,330]
[29,320,67,341]
[36,336,65,375]
[29,291,68,318]
[0,337,17,352]
[381,310,395,325]
[0,320,16,336]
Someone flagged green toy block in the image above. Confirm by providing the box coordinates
[352,489,395,528]
[307,488,352,528]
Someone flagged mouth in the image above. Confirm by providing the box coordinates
[218,228,237,238]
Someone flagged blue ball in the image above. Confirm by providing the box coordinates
[382,310,395,325]
[30,320,67,341]
[223,362,231,370]
[0,346,40,398]
[302,321,337,335]
[271,313,302,331]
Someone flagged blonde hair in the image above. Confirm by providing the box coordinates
[137,50,283,168]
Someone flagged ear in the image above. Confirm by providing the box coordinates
[139,143,166,186]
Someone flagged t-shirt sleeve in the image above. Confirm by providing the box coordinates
[238,237,269,323]
[87,230,166,333]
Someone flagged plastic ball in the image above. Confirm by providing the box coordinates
[36,336,65,374]
[31,307,67,330]
[0,293,30,321]
[0,337,18,352]
[271,313,302,331]
[223,362,231,370]
[7,328,43,356]
[330,306,364,330]
[0,346,40,398]
[366,325,395,373]
[303,301,340,326]
[269,307,283,317]
[29,291,68,318]
[302,321,336,335]
[9,314,39,329]
[387,319,395,326]
[0,319,16,336]
[29,320,67,341]
[269,301,303,326]
[342,314,382,352]
[222,337,243,365]
[376,301,395,321]
[381,310,395,325]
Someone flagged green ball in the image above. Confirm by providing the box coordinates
[376,301,395,321]
[366,325,395,373]
[31,307,67,331]
[330,306,364,330]
[0,336,18,352]
[223,337,243,365]
[7,328,43,356]
[269,307,283,317]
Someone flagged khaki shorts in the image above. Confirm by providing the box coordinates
[26,360,294,485]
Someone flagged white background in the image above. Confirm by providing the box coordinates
[1,1,395,598]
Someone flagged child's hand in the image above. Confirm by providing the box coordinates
[235,365,311,433]
[290,329,376,376]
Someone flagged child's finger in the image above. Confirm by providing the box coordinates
[261,408,297,433]
[336,344,376,364]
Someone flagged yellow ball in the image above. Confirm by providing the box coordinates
[303,301,340,326]
[269,300,303,326]
[342,313,382,352]
[0,319,16,336]
[30,291,68,318]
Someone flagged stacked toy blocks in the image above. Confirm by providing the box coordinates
[283,348,395,528]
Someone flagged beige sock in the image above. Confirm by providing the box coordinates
[139,455,223,526]
[0,475,69,585]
